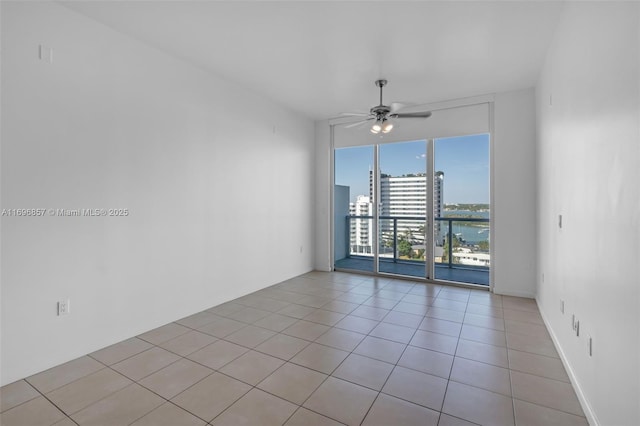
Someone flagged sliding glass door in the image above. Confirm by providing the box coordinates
[334,134,490,286]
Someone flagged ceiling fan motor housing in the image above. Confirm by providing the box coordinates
[372,79,390,121]
[370,105,391,121]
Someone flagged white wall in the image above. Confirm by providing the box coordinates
[314,120,332,272]
[315,90,538,298]
[0,1,315,385]
[492,89,537,297]
[536,2,640,425]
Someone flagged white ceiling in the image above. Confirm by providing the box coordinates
[61,1,564,121]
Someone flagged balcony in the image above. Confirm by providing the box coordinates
[335,215,490,286]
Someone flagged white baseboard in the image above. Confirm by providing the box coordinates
[493,288,536,298]
[536,297,599,426]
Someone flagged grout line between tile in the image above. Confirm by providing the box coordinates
[13,380,76,425]
[3,272,586,426]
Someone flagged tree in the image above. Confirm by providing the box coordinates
[442,234,461,263]
[398,239,412,258]
[381,232,394,248]
[402,228,414,243]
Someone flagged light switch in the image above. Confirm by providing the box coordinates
[39,44,53,63]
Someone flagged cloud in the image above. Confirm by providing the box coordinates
[415,153,426,159]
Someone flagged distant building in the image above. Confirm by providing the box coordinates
[347,172,444,256]
[453,250,491,267]
[434,171,444,220]
[349,195,373,254]
[370,171,444,245]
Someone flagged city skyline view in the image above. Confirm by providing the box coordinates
[335,134,490,204]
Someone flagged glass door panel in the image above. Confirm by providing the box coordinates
[378,140,428,279]
[334,146,375,273]
[433,134,490,285]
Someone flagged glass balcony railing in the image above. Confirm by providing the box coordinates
[434,217,490,269]
[337,215,490,285]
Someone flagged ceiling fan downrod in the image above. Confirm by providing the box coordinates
[371,79,391,121]
[375,79,387,106]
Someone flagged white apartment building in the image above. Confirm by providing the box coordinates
[373,171,444,245]
[348,172,444,255]
[348,195,373,254]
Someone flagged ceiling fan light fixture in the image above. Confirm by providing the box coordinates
[343,79,431,134]
[371,119,392,134]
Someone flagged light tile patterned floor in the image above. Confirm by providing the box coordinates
[0,271,588,426]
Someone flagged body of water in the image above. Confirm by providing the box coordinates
[439,210,490,245]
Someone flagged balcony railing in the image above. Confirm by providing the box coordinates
[344,215,490,270]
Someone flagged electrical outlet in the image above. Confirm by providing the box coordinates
[57,299,70,316]
[558,214,563,229]
[571,314,579,336]
[587,334,593,356]
[560,300,564,314]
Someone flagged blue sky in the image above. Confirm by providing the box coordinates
[335,134,489,204]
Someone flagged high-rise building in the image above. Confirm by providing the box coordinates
[434,171,444,220]
[347,172,444,256]
[349,195,373,254]
[369,171,444,245]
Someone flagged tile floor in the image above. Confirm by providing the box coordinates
[0,271,588,426]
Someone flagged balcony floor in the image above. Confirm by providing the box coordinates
[334,256,489,286]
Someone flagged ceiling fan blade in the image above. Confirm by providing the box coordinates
[344,119,373,129]
[339,112,371,117]
[390,102,413,113]
[390,111,432,119]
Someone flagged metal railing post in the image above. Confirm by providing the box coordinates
[393,218,398,263]
[346,216,351,258]
[448,218,453,269]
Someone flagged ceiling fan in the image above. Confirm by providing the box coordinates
[341,79,432,134]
